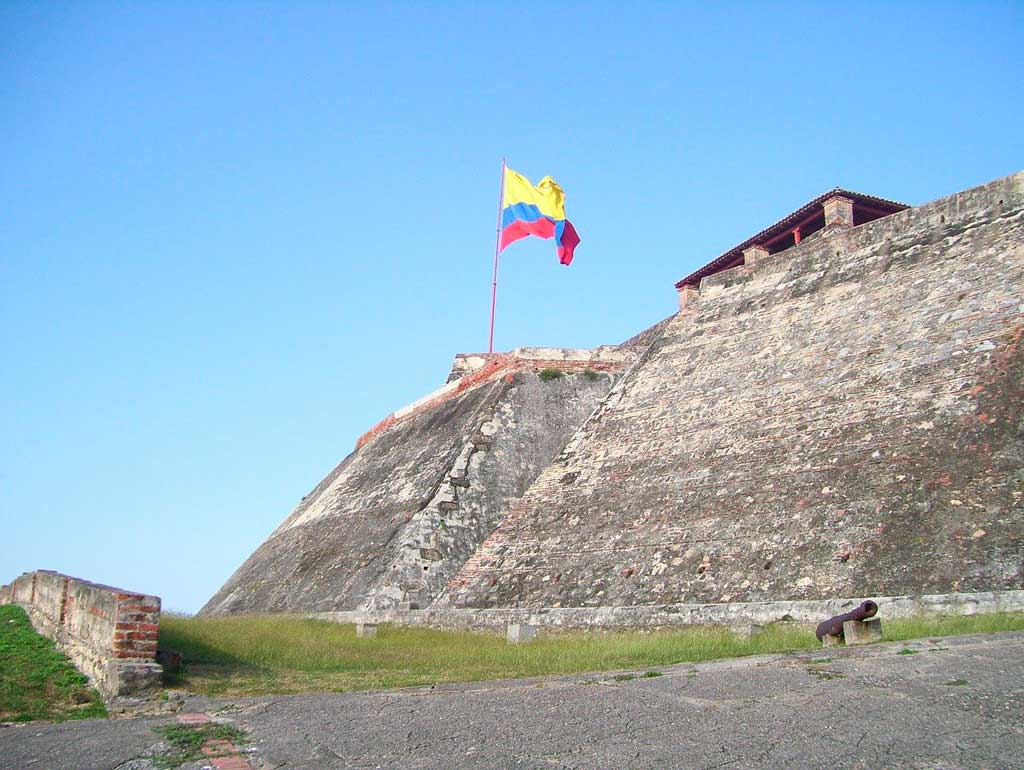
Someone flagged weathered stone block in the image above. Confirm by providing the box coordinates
[821,633,844,648]
[507,623,536,644]
[733,623,763,640]
[108,661,163,698]
[843,618,883,645]
[356,622,378,639]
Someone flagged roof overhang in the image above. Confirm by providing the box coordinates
[674,188,909,289]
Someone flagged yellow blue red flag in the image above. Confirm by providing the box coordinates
[499,167,580,265]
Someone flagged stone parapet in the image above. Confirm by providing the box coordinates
[312,589,1024,632]
[0,570,163,703]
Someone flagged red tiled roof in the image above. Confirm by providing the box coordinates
[674,188,908,289]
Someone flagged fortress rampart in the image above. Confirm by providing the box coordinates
[201,348,634,615]
[442,171,1024,610]
[205,170,1024,625]
[316,589,1024,631]
[0,570,162,702]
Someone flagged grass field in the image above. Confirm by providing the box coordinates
[0,605,107,722]
[159,611,1024,697]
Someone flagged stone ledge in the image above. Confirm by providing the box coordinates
[310,590,1024,632]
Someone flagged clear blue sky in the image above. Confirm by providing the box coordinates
[2,2,1021,613]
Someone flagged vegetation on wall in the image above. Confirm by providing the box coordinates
[0,604,107,722]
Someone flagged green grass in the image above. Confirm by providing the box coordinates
[159,611,1024,698]
[0,605,107,722]
[538,367,564,381]
[881,612,1024,640]
[160,615,815,696]
[151,723,248,769]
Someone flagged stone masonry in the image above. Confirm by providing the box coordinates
[203,170,1023,623]
[201,349,633,615]
[0,570,163,702]
[442,171,1024,609]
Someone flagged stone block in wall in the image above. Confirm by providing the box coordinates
[11,573,35,604]
[107,661,164,699]
[30,571,69,636]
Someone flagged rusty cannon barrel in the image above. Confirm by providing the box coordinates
[815,600,879,641]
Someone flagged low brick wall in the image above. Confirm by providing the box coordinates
[0,570,163,702]
[311,590,1024,632]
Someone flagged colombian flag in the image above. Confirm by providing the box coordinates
[500,168,580,265]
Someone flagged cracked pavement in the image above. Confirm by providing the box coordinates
[2,632,1022,770]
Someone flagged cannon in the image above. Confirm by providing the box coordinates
[815,600,878,641]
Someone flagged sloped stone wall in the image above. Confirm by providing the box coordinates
[201,357,627,615]
[0,571,162,701]
[443,171,1024,609]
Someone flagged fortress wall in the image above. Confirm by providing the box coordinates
[0,570,162,701]
[201,352,628,616]
[443,171,1024,609]
[359,347,633,449]
[314,589,1024,632]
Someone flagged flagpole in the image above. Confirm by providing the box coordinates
[488,158,506,353]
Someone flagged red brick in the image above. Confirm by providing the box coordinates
[202,740,234,756]
[117,612,157,623]
[177,713,211,724]
[114,630,159,641]
[117,603,159,613]
[211,757,251,770]
[115,641,157,652]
